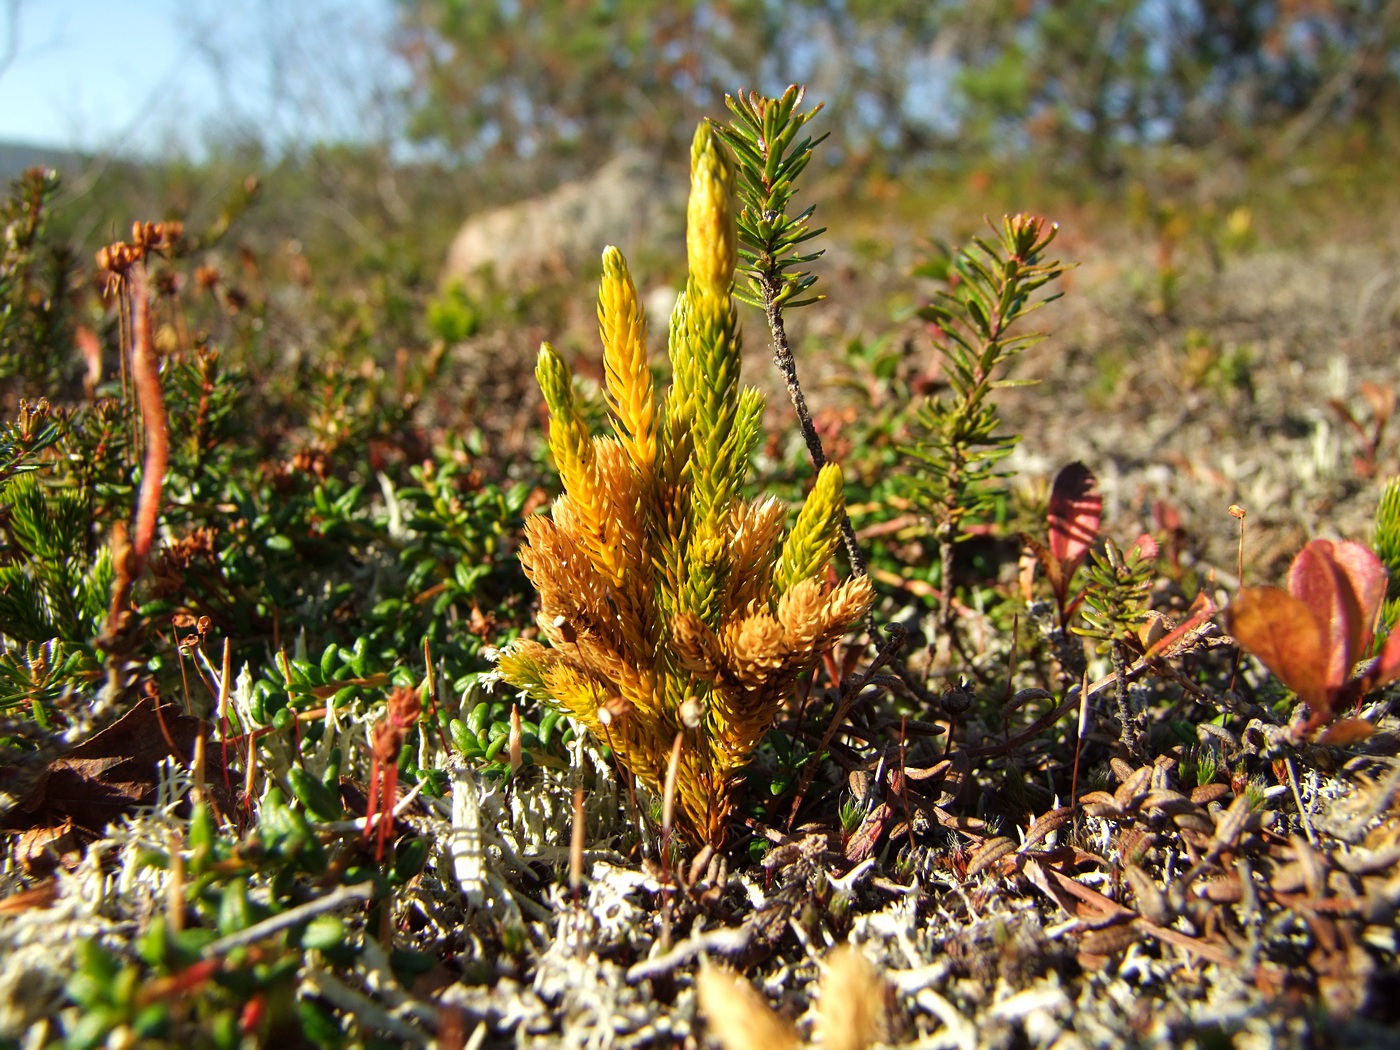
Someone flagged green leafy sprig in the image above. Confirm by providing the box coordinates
[904,214,1065,643]
[1375,476,1400,631]
[1075,536,1157,758]
[719,85,828,311]
[717,86,869,582]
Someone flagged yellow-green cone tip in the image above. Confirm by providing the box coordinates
[687,122,738,295]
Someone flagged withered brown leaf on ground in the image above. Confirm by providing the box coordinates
[2,695,229,835]
[0,879,59,914]
[14,819,83,876]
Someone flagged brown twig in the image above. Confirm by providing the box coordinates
[959,628,1219,762]
[784,625,906,832]
[128,264,168,577]
[759,272,868,583]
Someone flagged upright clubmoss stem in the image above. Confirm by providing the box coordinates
[1110,639,1145,762]
[938,525,956,651]
[758,270,868,580]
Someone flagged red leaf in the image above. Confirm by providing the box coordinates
[1288,541,1370,689]
[1225,586,1329,710]
[1048,462,1100,572]
[844,801,895,863]
[1130,532,1159,561]
[1311,539,1389,652]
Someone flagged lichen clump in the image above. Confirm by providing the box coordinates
[497,123,872,846]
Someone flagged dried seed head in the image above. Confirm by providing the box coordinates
[696,963,798,1050]
[598,695,634,726]
[96,241,138,275]
[679,695,705,728]
[814,944,888,1050]
[940,682,974,716]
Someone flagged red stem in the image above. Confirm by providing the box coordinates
[129,265,168,576]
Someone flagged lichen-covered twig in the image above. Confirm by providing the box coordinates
[201,881,377,957]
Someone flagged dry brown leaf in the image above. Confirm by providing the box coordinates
[966,836,1017,879]
[1124,863,1171,926]
[3,696,229,833]
[844,802,894,863]
[1019,806,1075,853]
[1079,921,1140,957]
[1201,875,1243,903]
[1190,783,1232,806]
[1211,793,1254,852]
[0,880,58,914]
[1109,757,1136,783]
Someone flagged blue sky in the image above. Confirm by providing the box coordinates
[0,0,397,155]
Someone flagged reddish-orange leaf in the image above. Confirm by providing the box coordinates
[1287,541,1366,692]
[1359,380,1395,423]
[1130,532,1159,561]
[1225,586,1329,709]
[1048,462,1100,571]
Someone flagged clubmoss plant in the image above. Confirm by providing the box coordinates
[497,124,873,847]
[1075,535,1158,759]
[1375,476,1400,631]
[904,215,1066,647]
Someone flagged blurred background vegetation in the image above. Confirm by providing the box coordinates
[5,0,1396,327]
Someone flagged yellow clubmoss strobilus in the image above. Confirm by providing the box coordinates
[496,123,873,847]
